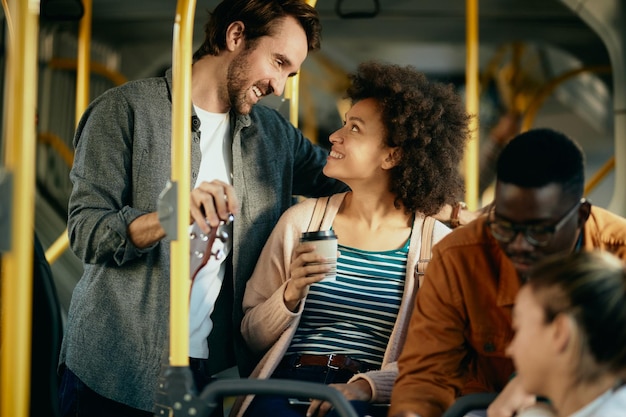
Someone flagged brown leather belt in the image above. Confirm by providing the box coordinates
[278,354,373,374]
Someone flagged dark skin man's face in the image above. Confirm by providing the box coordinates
[489,182,590,280]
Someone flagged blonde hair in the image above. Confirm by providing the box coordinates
[528,251,626,383]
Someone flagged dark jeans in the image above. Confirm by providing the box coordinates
[243,365,387,417]
[58,363,221,417]
[189,357,217,394]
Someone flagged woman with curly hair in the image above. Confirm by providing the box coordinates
[233,61,470,417]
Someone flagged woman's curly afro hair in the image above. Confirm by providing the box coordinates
[346,61,471,215]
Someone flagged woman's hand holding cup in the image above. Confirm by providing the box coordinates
[284,233,337,311]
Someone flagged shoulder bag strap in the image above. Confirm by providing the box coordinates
[307,196,330,232]
[416,216,436,288]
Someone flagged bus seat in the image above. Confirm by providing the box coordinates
[30,233,63,417]
[442,393,498,417]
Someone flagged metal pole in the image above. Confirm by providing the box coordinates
[464,0,480,210]
[45,0,93,264]
[283,0,317,128]
[0,0,39,416]
[75,0,92,124]
[561,0,625,215]
[170,0,195,366]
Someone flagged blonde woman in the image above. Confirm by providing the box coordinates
[507,250,626,416]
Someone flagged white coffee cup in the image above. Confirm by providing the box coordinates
[300,230,338,281]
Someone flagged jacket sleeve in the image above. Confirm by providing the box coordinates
[584,207,626,260]
[240,205,305,353]
[68,89,155,266]
[348,362,399,403]
[389,245,468,417]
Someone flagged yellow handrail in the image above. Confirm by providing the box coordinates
[169,0,195,367]
[0,0,39,416]
[38,132,74,167]
[49,57,129,86]
[45,233,72,266]
[464,0,479,210]
[76,0,92,125]
[285,73,301,128]
[521,65,611,133]
[520,65,613,196]
[45,1,96,265]
[38,134,73,265]
[585,156,615,196]
[40,58,129,177]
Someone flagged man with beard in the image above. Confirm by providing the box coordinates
[58,1,346,416]
[389,128,626,417]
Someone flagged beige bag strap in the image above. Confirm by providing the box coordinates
[416,216,436,288]
[307,196,330,232]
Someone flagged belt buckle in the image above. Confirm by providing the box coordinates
[326,354,339,370]
[294,355,303,368]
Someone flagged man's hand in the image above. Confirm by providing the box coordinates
[190,179,239,233]
[487,376,535,417]
[306,380,372,417]
[128,212,167,249]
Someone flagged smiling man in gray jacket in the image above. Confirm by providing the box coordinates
[58,1,346,416]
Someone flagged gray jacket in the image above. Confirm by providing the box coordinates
[60,70,345,411]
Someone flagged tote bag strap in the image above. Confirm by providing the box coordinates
[415,216,436,288]
[307,196,331,232]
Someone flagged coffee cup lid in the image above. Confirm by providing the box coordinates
[301,230,337,241]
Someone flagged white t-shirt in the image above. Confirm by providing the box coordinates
[569,383,626,417]
[188,105,233,359]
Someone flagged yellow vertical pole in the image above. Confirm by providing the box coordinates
[464,0,480,210]
[285,73,300,127]
[1,0,40,416]
[45,0,92,264]
[284,0,317,128]
[170,0,195,366]
[75,0,92,124]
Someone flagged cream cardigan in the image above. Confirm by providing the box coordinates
[232,192,450,416]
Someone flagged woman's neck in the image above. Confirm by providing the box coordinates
[339,190,411,229]
[553,374,619,416]
[333,190,413,251]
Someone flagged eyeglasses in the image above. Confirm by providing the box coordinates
[487,199,585,247]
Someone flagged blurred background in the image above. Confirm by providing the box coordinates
[1,2,624,415]
[2,0,622,316]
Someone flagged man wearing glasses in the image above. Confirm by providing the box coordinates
[389,128,626,417]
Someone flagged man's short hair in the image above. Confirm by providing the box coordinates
[194,0,321,60]
[496,128,585,198]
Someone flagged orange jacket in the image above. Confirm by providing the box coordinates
[390,206,626,417]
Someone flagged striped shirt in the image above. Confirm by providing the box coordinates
[286,239,409,368]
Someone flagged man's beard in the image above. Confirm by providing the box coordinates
[226,47,255,115]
